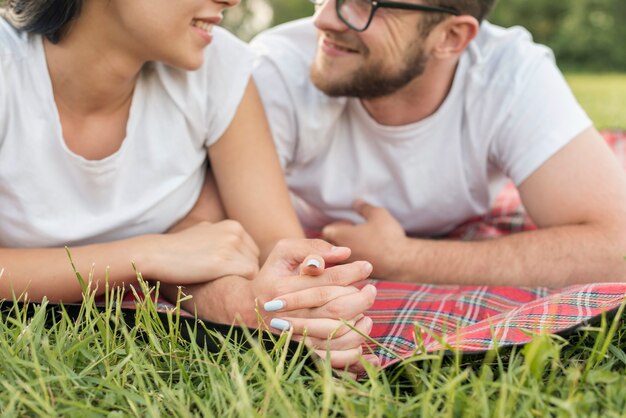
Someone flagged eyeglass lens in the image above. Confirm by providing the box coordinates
[337,0,373,31]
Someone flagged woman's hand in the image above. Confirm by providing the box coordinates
[141,220,260,284]
[174,238,378,372]
[250,239,375,325]
[249,239,378,370]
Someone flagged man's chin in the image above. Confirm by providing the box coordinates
[310,66,353,97]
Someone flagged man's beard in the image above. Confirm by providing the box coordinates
[310,44,429,99]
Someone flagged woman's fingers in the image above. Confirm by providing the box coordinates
[270,317,358,339]
[294,316,373,351]
[273,284,376,322]
[263,285,359,313]
[345,354,381,377]
[314,346,363,369]
[240,227,261,260]
[308,284,377,320]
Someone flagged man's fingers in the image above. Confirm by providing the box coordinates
[267,239,351,266]
[353,199,379,220]
[299,255,325,276]
[263,286,359,313]
[321,221,353,243]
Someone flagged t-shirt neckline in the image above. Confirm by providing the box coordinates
[33,34,142,169]
[350,53,467,140]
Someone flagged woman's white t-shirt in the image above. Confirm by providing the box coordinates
[252,19,592,235]
[0,17,253,247]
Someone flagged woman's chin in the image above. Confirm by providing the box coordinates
[165,54,205,71]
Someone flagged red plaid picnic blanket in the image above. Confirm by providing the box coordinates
[110,131,626,369]
[365,130,626,368]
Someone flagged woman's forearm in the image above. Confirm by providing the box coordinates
[0,236,152,302]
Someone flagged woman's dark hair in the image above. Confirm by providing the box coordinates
[1,0,83,43]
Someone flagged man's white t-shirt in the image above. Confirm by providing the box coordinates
[251,18,592,235]
[0,17,253,248]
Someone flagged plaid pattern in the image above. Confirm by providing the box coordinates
[366,130,626,368]
[367,282,626,367]
[103,131,626,369]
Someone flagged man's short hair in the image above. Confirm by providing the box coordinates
[419,0,498,36]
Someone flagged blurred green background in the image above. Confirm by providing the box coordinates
[224,0,626,129]
[226,0,626,72]
[1,0,622,128]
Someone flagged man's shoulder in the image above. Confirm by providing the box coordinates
[251,18,317,68]
[460,21,557,109]
[469,22,554,82]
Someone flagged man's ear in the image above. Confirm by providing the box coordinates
[430,16,479,59]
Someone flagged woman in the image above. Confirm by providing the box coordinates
[0,0,376,370]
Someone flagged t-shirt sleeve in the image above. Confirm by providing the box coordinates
[203,28,255,148]
[252,54,298,169]
[489,54,592,186]
[0,62,6,149]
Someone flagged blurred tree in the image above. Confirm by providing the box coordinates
[489,0,626,71]
[489,0,570,44]
[225,0,625,70]
[223,0,274,41]
[268,0,314,26]
[223,0,312,40]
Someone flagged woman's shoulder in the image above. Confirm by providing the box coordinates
[201,27,254,77]
[144,27,255,146]
[0,15,30,60]
[211,26,251,53]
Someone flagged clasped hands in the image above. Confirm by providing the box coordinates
[159,221,379,372]
[160,198,416,373]
[249,239,378,371]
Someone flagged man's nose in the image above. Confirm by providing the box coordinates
[313,0,350,33]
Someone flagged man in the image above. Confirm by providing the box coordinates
[251,0,626,286]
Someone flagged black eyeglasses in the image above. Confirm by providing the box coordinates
[309,0,459,32]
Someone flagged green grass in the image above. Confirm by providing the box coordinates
[566,73,626,130]
[0,75,624,417]
[2,274,626,417]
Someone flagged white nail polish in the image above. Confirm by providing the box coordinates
[270,318,291,331]
[306,259,321,269]
[264,300,285,312]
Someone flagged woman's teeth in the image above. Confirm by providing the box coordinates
[192,20,213,33]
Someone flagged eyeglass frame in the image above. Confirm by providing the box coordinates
[309,0,460,32]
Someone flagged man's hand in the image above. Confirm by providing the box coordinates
[252,239,378,370]
[249,239,376,328]
[321,200,410,280]
[176,238,378,371]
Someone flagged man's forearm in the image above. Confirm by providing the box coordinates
[161,275,256,326]
[393,224,626,287]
